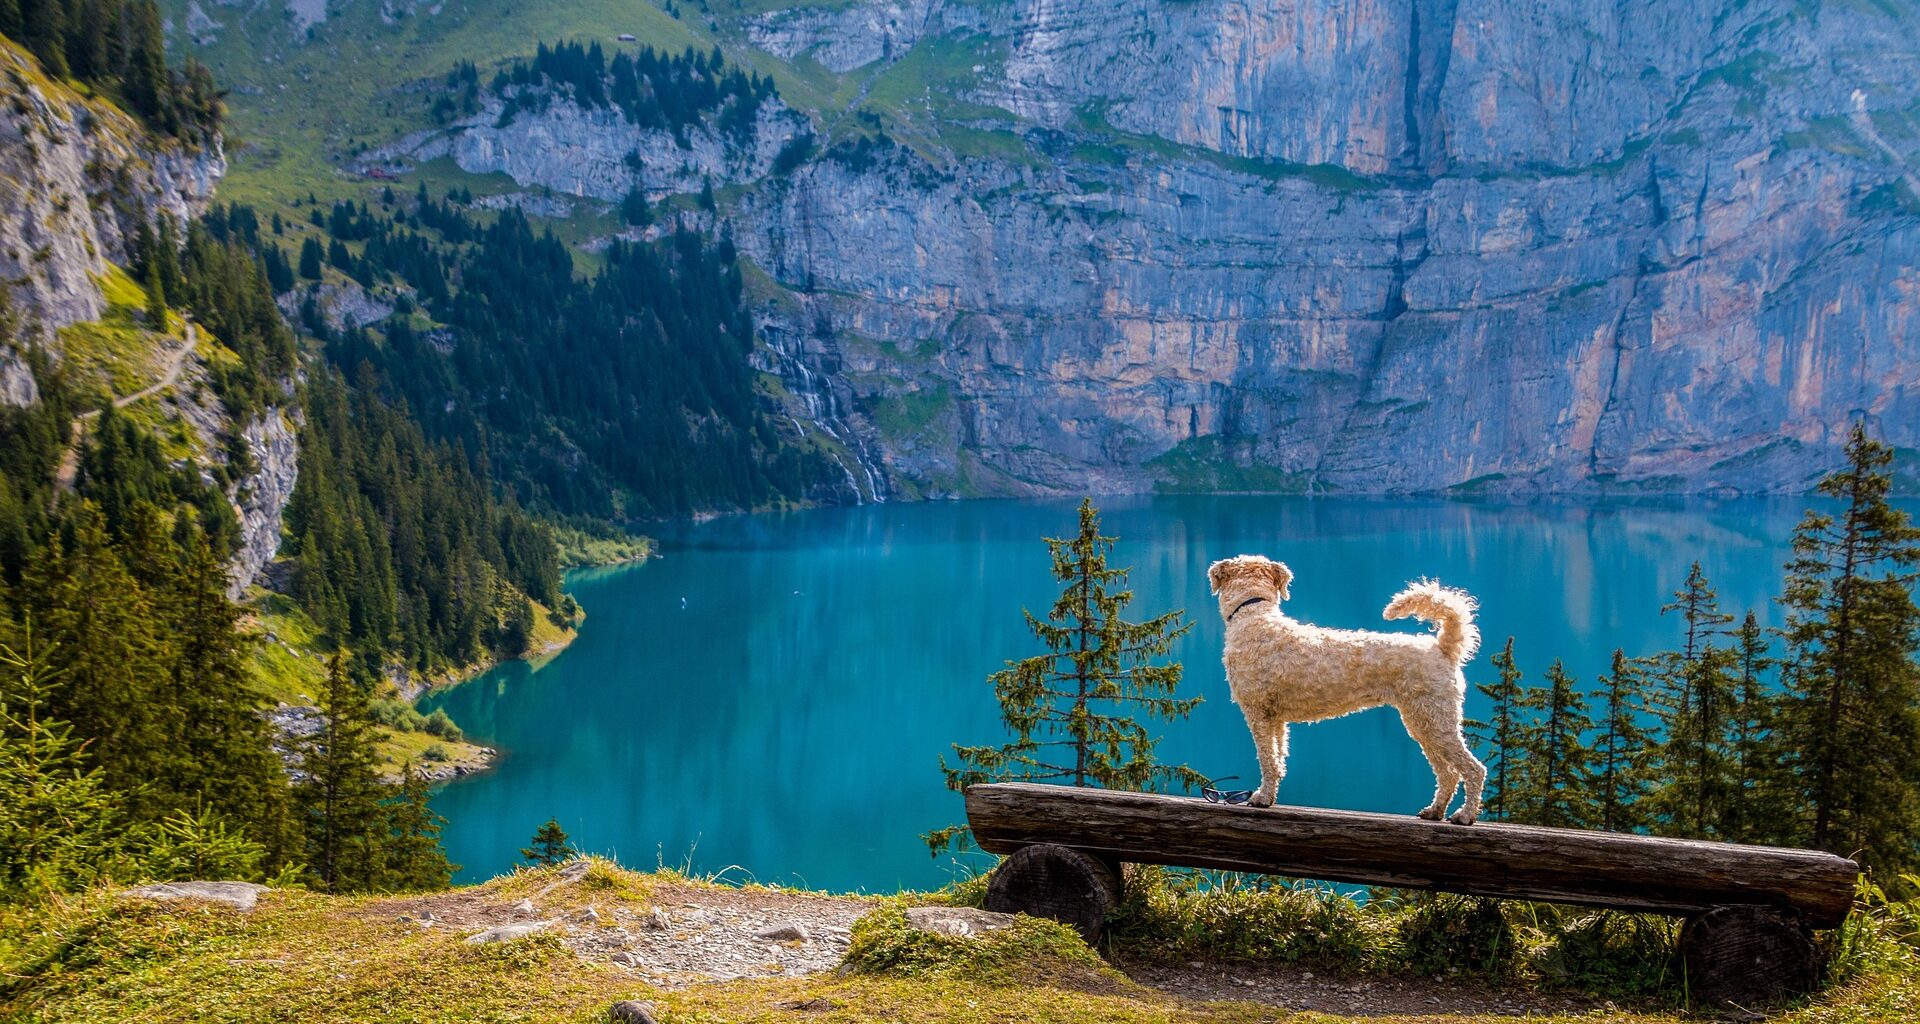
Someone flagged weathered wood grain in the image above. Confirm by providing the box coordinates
[984,844,1122,944]
[1680,905,1819,1007]
[965,783,1859,928]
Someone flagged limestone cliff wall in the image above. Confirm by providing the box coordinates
[733,0,1920,495]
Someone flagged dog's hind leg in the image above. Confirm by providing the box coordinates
[1402,711,1462,822]
[1443,733,1489,825]
[1248,718,1288,809]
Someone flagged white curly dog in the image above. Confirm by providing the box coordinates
[1208,555,1488,825]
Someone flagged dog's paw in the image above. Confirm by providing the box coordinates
[1448,810,1478,826]
[1248,792,1275,809]
[1417,807,1442,821]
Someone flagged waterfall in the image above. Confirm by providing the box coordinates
[760,325,888,504]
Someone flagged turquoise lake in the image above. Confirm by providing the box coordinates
[422,495,1834,891]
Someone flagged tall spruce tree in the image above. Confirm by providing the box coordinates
[295,653,389,891]
[1646,562,1737,838]
[385,766,454,889]
[1722,611,1783,845]
[1593,649,1654,832]
[1773,425,1920,872]
[1467,637,1524,821]
[1512,659,1597,828]
[929,498,1201,854]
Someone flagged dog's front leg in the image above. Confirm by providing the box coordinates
[1248,720,1288,808]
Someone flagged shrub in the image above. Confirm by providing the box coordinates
[1105,867,1387,974]
[1394,893,1515,980]
[842,903,1110,986]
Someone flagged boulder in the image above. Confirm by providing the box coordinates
[754,921,809,942]
[123,881,269,912]
[644,907,671,931]
[464,920,556,944]
[607,999,658,1023]
[904,906,1017,938]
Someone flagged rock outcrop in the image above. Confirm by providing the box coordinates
[374,93,808,202]
[0,40,224,351]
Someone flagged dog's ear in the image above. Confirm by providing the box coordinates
[1207,558,1232,595]
[1266,561,1293,601]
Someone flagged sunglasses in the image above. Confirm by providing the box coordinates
[1201,775,1255,805]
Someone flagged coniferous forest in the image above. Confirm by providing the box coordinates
[1,0,220,144]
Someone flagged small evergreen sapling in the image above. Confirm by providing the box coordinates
[522,817,575,866]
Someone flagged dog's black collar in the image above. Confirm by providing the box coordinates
[1228,596,1268,621]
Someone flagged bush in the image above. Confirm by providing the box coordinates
[423,708,462,741]
[1105,867,1387,974]
[1394,893,1514,980]
[842,903,1110,986]
[422,744,448,763]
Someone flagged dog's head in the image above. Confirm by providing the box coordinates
[1207,555,1292,603]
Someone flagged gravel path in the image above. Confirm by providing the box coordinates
[370,870,1618,1016]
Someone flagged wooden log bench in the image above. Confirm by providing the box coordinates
[966,782,1861,1007]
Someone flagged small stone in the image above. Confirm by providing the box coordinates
[123,881,269,912]
[578,906,602,924]
[645,907,670,930]
[775,997,837,1012]
[418,909,438,924]
[609,951,640,967]
[903,906,1015,938]
[464,920,555,944]
[607,1000,658,1024]
[555,859,591,882]
[513,899,537,916]
[755,922,809,942]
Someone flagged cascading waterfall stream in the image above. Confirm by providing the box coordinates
[759,325,888,503]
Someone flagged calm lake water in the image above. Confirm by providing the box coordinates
[423,495,1832,890]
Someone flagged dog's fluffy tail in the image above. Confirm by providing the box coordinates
[1384,579,1481,666]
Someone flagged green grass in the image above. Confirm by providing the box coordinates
[867,383,952,441]
[1149,436,1314,494]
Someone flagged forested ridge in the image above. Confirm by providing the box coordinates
[289,186,834,519]
[2,0,219,144]
[480,40,776,142]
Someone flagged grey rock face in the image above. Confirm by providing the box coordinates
[728,0,1920,495]
[0,46,224,356]
[124,881,269,911]
[378,93,808,202]
[229,408,299,599]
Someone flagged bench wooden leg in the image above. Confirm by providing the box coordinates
[1680,905,1819,1008]
[985,843,1122,944]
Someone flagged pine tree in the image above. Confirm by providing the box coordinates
[1593,649,1654,832]
[1511,659,1597,828]
[384,765,453,889]
[1722,612,1783,845]
[295,653,390,891]
[143,257,168,328]
[521,817,573,866]
[929,498,1201,853]
[298,236,324,280]
[1646,562,1737,838]
[0,625,125,896]
[1467,637,1524,821]
[1773,425,1920,872]
[161,525,297,867]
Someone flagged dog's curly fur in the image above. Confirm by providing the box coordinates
[1208,555,1489,825]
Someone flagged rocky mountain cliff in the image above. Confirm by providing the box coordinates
[0,39,294,589]
[182,0,1920,496]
